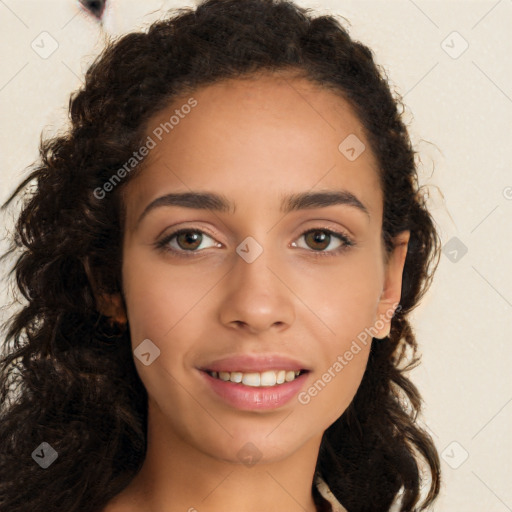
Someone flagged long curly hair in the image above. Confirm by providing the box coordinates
[0,1,442,511]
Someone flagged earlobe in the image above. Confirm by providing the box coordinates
[97,293,128,326]
[82,257,128,326]
[374,230,410,339]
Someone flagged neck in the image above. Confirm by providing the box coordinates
[112,398,324,512]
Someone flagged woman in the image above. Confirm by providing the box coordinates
[0,0,442,511]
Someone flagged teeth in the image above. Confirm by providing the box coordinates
[230,371,243,383]
[218,371,230,381]
[209,369,303,387]
[260,370,276,386]
[286,370,298,382]
[242,373,260,386]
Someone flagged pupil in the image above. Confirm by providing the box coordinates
[179,232,201,249]
[309,230,328,250]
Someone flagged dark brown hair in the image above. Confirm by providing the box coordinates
[0,1,441,510]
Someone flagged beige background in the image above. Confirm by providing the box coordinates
[1,1,511,510]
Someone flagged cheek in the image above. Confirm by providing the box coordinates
[287,257,380,422]
[121,248,215,344]
[295,251,383,335]
[297,340,371,431]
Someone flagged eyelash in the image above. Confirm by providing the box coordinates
[155,226,355,259]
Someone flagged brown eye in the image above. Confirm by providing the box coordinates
[304,230,332,251]
[291,227,354,257]
[175,231,203,251]
[157,229,219,256]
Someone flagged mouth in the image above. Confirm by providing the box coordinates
[198,367,311,410]
[203,368,309,387]
[196,353,311,409]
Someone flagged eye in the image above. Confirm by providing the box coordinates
[291,228,354,257]
[155,228,220,257]
[155,226,355,258]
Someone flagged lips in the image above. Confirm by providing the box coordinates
[197,353,311,373]
[199,366,310,410]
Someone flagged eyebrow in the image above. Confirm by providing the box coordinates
[136,189,370,226]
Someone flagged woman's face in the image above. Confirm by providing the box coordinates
[118,73,409,464]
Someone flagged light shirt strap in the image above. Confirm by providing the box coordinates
[314,473,348,512]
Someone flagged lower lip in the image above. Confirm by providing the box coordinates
[198,370,309,411]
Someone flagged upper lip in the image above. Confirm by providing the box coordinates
[198,354,311,373]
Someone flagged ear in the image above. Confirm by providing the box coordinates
[83,257,127,325]
[374,230,410,339]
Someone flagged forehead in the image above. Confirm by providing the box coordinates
[123,72,382,225]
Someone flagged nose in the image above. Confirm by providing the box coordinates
[218,245,296,334]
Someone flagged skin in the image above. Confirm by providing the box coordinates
[100,71,410,512]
